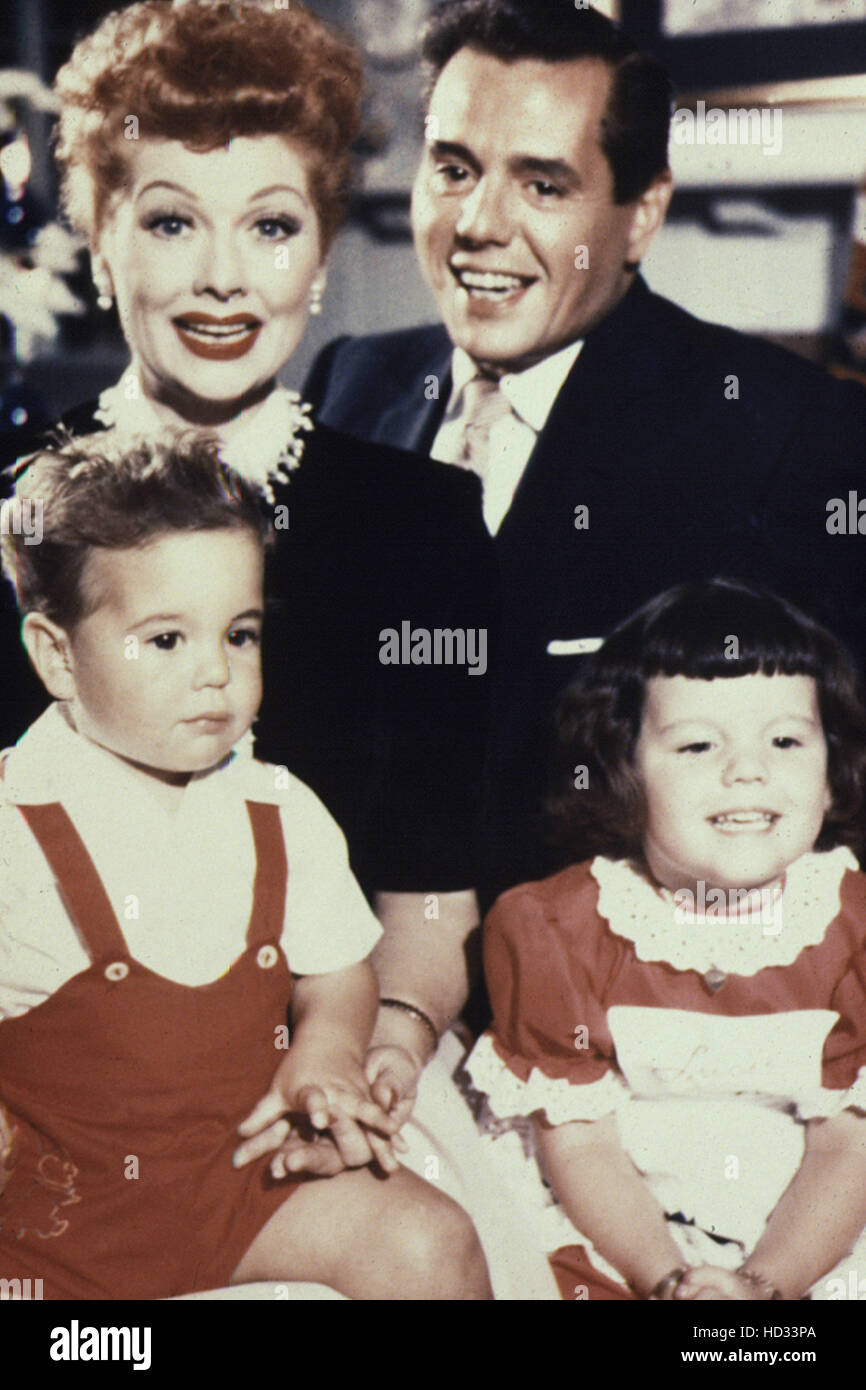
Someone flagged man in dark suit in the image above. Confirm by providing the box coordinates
[307,0,866,913]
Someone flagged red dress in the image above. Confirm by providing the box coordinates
[0,798,301,1300]
[469,853,866,1300]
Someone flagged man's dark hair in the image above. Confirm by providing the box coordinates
[422,0,673,203]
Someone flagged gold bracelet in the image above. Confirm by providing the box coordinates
[738,1266,784,1300]
[379,997,439,1051]
[648,1266,688,1301]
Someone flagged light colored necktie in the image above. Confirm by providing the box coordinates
[456,374,513,483]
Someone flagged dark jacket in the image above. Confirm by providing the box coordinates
[306,275,866,902]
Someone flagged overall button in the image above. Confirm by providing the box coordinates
[256,945,279,970]
[104,961,129,982]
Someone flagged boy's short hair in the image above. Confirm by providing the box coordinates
[1,433,273,630]
[547,578,866,863]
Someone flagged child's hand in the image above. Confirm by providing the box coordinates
[233,1052,407,1178]
[675,1266,772,1300]
[0,1104,17,1198]
[365,1044,420,1131]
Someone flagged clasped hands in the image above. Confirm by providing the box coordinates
[233,1043,419,1179]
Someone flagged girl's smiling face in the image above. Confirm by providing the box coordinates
[93,136,324,422]
[634,672,832,895]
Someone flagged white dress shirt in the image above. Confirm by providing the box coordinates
[431,340,584,534]
[0,704,382,1018]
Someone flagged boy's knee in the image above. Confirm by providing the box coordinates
[387,1183,491,1299]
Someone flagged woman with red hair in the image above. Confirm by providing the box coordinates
[0,0,531,1299]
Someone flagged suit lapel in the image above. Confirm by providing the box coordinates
[495,277,690,549]
[375,339,452,453]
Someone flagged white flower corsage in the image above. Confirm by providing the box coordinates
[93,370,314,504]
[216,385,313,504]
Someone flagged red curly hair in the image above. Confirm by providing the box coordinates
[53,0,363,250]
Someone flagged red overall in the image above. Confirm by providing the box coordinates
[0,797,300,1299]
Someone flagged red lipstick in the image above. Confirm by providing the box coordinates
[173,312,262,361]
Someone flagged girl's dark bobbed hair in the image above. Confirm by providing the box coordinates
[547,578,866,863]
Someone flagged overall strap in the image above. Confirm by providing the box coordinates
[245,801,288,950]
[17,804,129,962]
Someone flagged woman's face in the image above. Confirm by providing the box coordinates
[94,136,325,420]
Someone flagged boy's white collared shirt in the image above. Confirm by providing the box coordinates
[431,340,583,534]
[0,704,382,1018]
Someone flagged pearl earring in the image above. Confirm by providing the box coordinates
[96,291,113,311]
[309,281,324,316]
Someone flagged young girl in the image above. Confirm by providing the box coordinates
[0,434,491,1301]
[467,579,866,1301]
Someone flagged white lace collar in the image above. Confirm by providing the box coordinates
[591,847,858,977]
[93,369,314,503]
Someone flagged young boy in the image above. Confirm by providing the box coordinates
[0,434,491,1300]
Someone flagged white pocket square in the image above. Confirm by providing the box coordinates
[546,637,604,656]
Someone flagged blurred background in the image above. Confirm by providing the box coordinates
[2,0,866,449]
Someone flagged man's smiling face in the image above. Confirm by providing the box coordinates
[411,48,671,372]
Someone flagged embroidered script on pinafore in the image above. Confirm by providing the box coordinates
[0,1119,82,1242]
